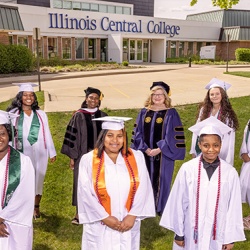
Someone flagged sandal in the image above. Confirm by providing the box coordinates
[34,205,41,219]
[243,218,250,230]
[71,217,79,225]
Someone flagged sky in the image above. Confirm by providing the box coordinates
[154,0,249,19]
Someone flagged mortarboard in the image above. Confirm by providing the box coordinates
[205,78,231,91]
[93,116,132,130]
[188,116,232,139]
[84,87,104,100]
[150,81,171,95]
[0,110,19,125]
[12,83,38,92]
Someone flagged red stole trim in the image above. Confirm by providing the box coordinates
[92,148,140,215]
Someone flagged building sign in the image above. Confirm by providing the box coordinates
[48,13,180,37]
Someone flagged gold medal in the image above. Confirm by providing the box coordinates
[145,117,151,123]
[156,117,163,124]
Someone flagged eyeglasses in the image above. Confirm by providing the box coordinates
[151,94,164,97]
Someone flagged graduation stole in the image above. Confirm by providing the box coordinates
[92,148,140,215]
[2,147,21,209]
[17,110,41,152]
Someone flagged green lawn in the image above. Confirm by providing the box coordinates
[225,71,250,78]
[1,95,250,249]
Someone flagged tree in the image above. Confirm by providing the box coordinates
[190,0,240,9]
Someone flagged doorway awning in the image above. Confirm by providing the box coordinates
[0,4,24,31]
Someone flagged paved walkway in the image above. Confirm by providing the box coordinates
[0,63,249,112]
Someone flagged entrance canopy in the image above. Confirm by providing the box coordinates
[0,4,24,31]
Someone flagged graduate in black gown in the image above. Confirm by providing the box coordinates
[61,87,107,224]
[131,81,185,215]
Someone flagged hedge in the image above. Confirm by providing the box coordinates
[235,48,250,62]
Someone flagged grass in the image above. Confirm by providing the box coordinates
[1,95,250,249]
[225,71,250,78]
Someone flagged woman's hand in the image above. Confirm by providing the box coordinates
[101,216,121,230]
[174,239,185,247]
[69,159,75,170]
[222,243,234,250]
[145,148,151,156]
[118,215,136,233]
[50,156,56,163]
[241,153,250,163]
[0,221,9,238]
[148,148,161,157]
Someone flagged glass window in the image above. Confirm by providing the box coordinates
[116,6,123,14]
[123,38,129,61]
[179,41,184,57]
[196,42,203,55]
[33,38,43,58]
[9,36,13,44]
[108,5,115,13]
[62,38,71,59]
[82,3,90,11]
[53,0,62,8]
[99,4,107,13]
[72,2,81,10]
[18,36,28,47]
[123,7,131,15]
[171,41,176,58]
[90,3,98,12]
[166,41,168,58]
[143,40,148,62]
[88,38,96,59]
[48,37,58,58]
[63,1,72,9]
[75,38,84,59]
[188,42,193,56]
[137,40,142,61]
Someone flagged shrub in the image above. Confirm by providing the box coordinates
[235,48,250,62]
[0,44,12,73]
[122,61,129,66]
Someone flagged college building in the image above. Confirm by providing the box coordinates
[0,0,250,63]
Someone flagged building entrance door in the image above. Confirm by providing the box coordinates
[129,39,143,62]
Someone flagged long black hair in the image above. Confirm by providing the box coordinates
[6,92,40,112]
[95,129,129,158]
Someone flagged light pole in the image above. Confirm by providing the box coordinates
[226,34,230,73]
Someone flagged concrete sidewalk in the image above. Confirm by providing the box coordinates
[0,63,249,112]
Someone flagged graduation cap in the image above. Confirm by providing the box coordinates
[12,83,38,92]
[188,116,232,139]
[0,110,19,125]
[93,116,132,130]
[84,87,104,100]
[150,81,171,96]
[205,78,231,91]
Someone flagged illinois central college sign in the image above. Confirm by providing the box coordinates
[48,13,180,37]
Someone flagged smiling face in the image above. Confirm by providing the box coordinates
[22,91,35,107]
[85,93,100,109]
[104,129,124,155]
[151,88,166,105]
[209,87,222,106]
[0,125,9,157]
[198,134,221,163]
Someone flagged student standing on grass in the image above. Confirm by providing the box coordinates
[190,78,239,166]
[61,87,107,225]
[0,110,35,250]
[77,116,155,250]
[7,83,56,220]
[239,120,250,229]
[160,116,245,250]
[131,81,185,216]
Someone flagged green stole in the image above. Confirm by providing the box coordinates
[2,147,21,208]
[18,110,40,152]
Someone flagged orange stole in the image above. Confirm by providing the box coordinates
[92,148,140,215]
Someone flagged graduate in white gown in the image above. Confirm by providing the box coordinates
[239,120,250,228]
[7,83,56,219]
[0,110,35,250]
[190,78,239,166]
[160,116,245,250]
[77,116,155,250]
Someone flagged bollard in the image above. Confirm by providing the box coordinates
[188,57,192,67]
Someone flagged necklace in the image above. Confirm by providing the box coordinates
[194,155,221,243]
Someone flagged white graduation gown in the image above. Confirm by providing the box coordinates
[10,109,56,195]
[77,149,155,250]
[239,120,250,204]
[190,108,235,165]
[160,157,245,250]
[0,150,35,250]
